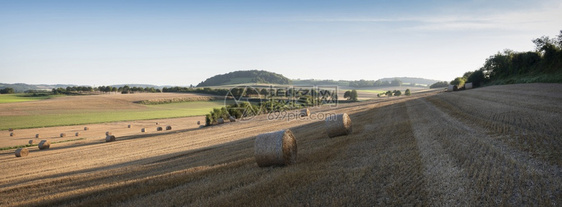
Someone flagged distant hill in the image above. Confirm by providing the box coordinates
[292,77,442,88]
[197,70,290,87]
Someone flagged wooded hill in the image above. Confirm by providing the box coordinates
[196,70,290,87]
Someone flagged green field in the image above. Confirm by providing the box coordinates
[0,94,56,103]
[0,101,225,130]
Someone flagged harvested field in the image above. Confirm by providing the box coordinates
[0,84,561,206]
[0,116,206,148]
[338,86,434,100]
[0,93,223,130]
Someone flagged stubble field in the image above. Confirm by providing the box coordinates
[0,84,561,206]
[0,93,222,130]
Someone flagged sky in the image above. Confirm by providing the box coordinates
[1,0,561,86]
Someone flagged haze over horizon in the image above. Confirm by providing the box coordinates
[1,0,561,86]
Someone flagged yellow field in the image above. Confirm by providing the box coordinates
[0,93,222,130]
[0,83,561,206]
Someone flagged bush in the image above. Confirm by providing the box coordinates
[385,90,393,97]
[393,90,401,96]
[405,89,411,96]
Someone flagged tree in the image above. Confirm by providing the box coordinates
[0,87,14,94]
[405,89,411,96]
[467,69,487,87]
[450,77,466,88]
[122,85,130,94]
[350,90,358,101]
[343,91,351,100]
[462,71,473,80]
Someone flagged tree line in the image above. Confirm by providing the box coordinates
[52,85,161,95]
[348,78,403,88]
[448,30,562,89]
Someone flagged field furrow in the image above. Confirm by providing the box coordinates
[406,99,475,206]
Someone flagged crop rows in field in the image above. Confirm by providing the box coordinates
[0,84,560,206]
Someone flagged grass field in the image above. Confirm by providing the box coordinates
[0,94,57,103]
[1,83,560,206]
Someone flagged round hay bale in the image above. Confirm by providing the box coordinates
[254,129,297,167]
[197,121,201,125]
[105,131,112,136]
[300,108,310,117]
[166,126,172,130]
[35,134,40,138]
[325,113,352,138]
[128,124,132,128]
[60,133,66,137]
[141,128,146,132]
[217,118,224,124]
[9,128,14,131]
[84,127,89,131]
[229,116,236,122]
[38,140,50,150]
[75,132,80,136]
[29,139,35,145]
[15,148,29,157]
[157,127,163,131]
[105,135,116,142]
[10,132,15,137]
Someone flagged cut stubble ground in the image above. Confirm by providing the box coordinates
[0,93,223,130]
[0,83,561,206]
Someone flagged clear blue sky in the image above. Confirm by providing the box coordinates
[1,0,561,86]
